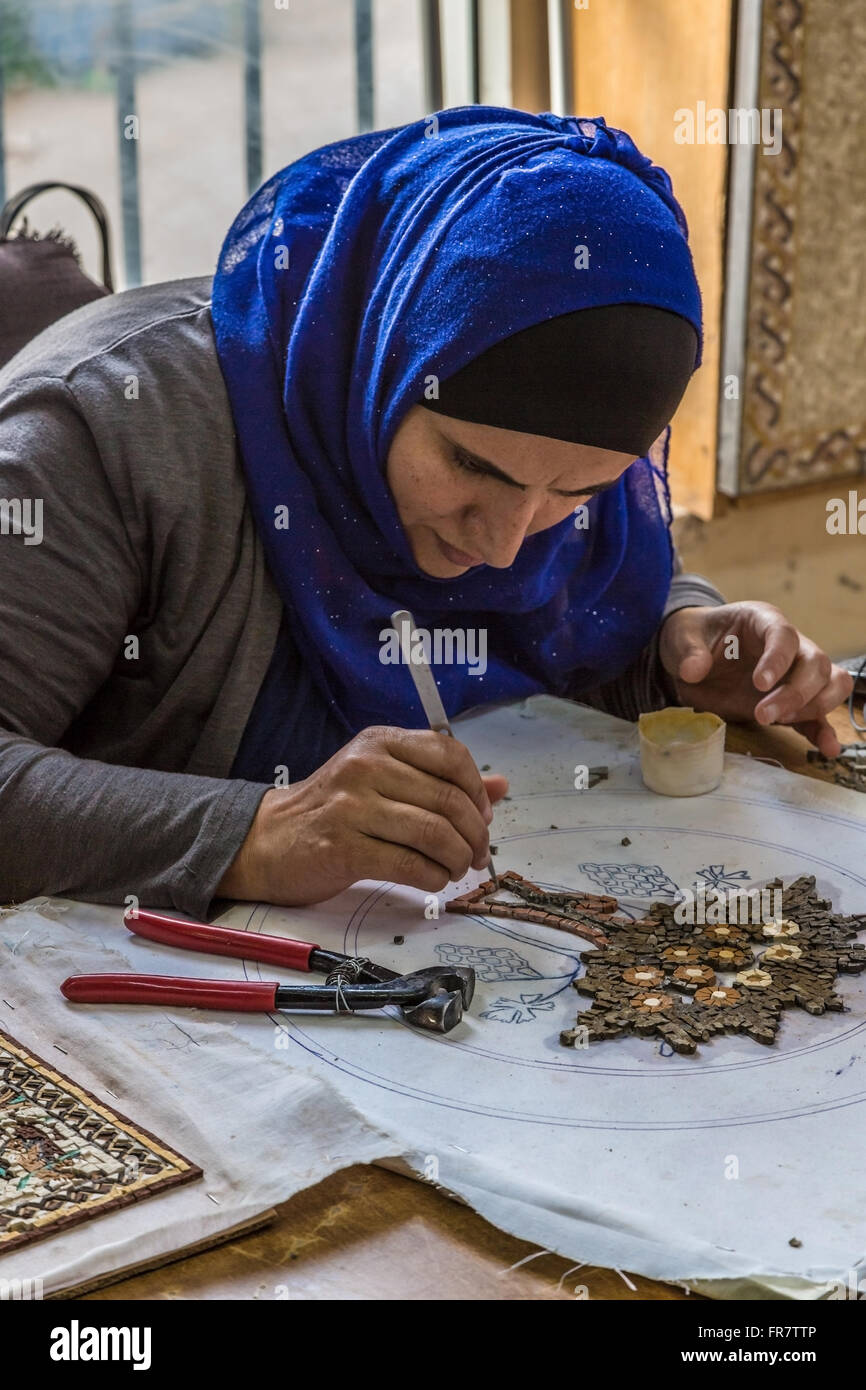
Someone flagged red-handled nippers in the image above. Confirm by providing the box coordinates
[60,908,475,1035]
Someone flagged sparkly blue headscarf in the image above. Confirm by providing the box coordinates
[212,107,702,780]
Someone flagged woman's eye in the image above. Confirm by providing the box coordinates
[453,450,485,476]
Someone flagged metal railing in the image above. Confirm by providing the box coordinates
[0,1,573,287]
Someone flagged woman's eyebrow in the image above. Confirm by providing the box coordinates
[444,435,622,498]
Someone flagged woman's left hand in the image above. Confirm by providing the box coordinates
[658,601,853,759]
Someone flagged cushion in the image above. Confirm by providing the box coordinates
[0,232,110,370]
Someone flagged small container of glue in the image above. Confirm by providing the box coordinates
[638,707,726,796]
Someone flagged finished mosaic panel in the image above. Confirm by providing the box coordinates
[0,1029,200,1253]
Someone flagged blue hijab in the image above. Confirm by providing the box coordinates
[212,106,702,782]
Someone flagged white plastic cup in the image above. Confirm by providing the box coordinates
[638,707,726,796]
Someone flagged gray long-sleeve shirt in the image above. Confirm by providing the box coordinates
[0,275,726,918]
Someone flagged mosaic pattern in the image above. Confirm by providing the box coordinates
[561,875,866,1055]
[446,871,617,949]
[0,1029,201,1253]
[446,871,866,1055]
[806,749,866,795]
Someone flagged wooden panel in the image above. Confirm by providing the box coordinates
[674,480,866,662]
[82,1162,694,1301]
[509,0,550,112]
[571,0,733,518]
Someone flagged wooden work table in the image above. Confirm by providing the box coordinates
[84,704,864,1302]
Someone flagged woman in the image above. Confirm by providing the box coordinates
[0,107,850,918]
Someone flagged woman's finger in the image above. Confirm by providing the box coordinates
[748,611,800,693]
[372,758,492,861]
[753,644,831,723]
[660,606,721,684]
[358,726,495,821]
[354,831,460,895]
[364,795,482,879]
[482,773,510,804]
[792,717,843,759]
[758,658,852,727]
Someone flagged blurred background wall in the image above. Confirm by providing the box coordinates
[2,0,863,657]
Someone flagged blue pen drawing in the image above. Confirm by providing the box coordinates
[692,864,753,892]
[435,941,579,1023]
[434,943,542,982]
[481,993,558,1025]
[577,861,681,900]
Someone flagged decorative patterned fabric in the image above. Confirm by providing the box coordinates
[738,0,866,492]
[0,1029,200,1253]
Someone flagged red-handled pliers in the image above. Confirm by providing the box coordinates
[60,908,475,1034]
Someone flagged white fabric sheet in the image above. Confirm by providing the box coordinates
[3,695,866,1299]
[0,910,399,1295]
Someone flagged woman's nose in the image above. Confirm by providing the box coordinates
[463,494,540,569]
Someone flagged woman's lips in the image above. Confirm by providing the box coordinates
[435,532,484,567]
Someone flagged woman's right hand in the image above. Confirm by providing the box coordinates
[217,725,509,906]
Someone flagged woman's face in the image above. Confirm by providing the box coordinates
[385,405,638,577]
